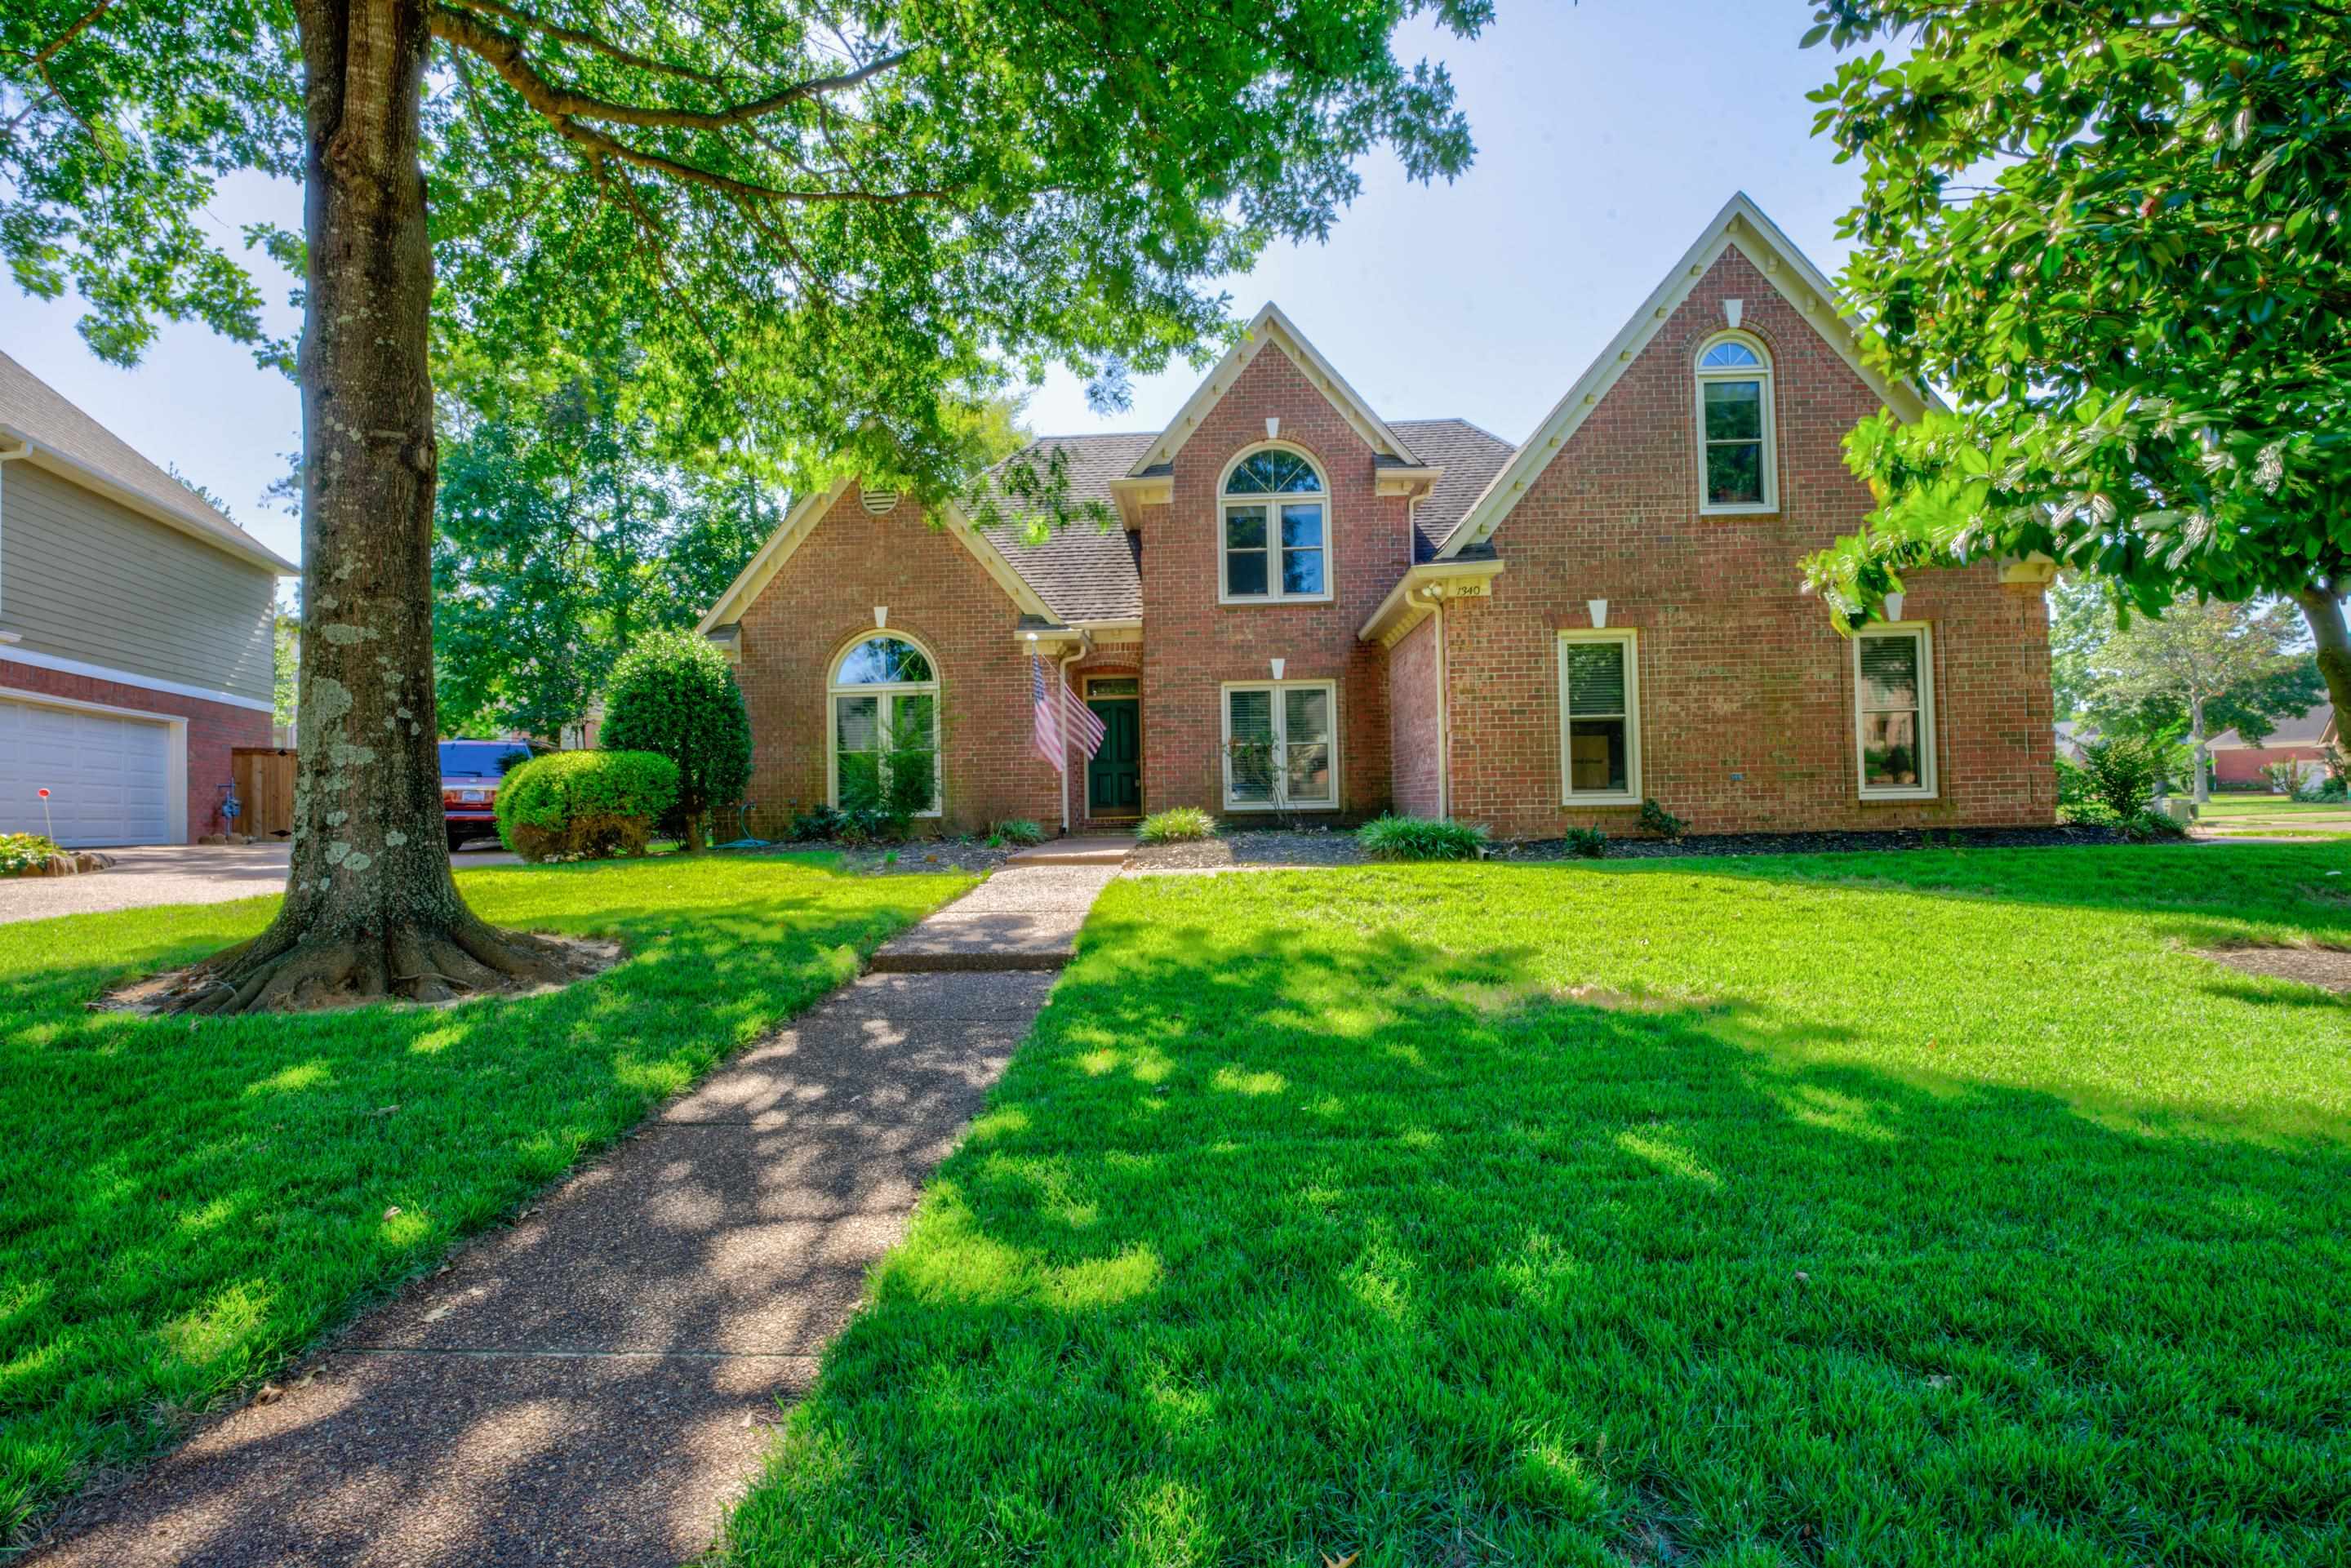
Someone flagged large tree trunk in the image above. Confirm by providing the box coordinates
[2296,588,2351,737]
[2189,694,2210,805]
[171,0,567,1013]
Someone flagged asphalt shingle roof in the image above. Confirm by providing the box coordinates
[977,433,1157,623]
[1388,418,1518,561]
[0,349,296,572]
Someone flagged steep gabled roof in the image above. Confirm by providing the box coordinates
[1125,302,1420,477]
[1436,192,1940,559]
[0,349,297,574]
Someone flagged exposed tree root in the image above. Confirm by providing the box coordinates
[154,918,596,1017]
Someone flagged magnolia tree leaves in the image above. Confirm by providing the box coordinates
[1795,2,2351,633]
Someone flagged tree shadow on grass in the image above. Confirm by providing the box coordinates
[0,856,967,1548]
[723,912,2351,1568]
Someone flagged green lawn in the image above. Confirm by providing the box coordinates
[723,845,2351,1567]
[0,854,970,1541]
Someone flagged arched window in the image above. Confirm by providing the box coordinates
[829,633,940,815]
[1695,332,1775,513]
[1220,445,1329,602]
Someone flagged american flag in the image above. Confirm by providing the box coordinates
[1031,656,1107,771]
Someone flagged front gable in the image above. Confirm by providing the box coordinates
[1122,303,1435,502]
[1439,193,1935,557]
[700,478,1056,636]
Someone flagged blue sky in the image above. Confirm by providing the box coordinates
[7,1,1869,568]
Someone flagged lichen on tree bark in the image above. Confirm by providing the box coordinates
[171,0,568,1014]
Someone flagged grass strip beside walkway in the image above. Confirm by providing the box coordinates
[0,854,971,1541]
[723,844,2351,1567]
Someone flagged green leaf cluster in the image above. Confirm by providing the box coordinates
[492,748,680,860]
[598,629,754,828]
[1795,2,2351,629]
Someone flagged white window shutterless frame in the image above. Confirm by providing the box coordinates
[828,633,942,815]
[1558,629,1640,805]
[1220,446,1331,603]
[1221,680,1338,810]
[1855,624,1936,799]
[1695,333,1775,515]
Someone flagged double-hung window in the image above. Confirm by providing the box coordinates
[1855,624,1935,799]
[1558,630,1640,804]
[829,633,941,815]
[1695,334,1775,513]
[1223,681,1337,810]
[1221,446,1329,602]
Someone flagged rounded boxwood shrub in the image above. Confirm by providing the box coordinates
[496,750,681,863]
[599,629,754,851]
[1357,814,1488,861]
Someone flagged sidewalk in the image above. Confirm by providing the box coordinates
[28,860,1123,1566]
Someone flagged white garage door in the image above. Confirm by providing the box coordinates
[0,698,173,846]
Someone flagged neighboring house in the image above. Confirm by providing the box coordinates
[699,194,2056,838]
[2208,706,2335,789]
[0,351,298,846]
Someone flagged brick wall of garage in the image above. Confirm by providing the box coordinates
[0,656,271,841]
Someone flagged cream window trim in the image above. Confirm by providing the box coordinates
[1220,678,1341,812]
[1694,331,1777,517]
[1557,629,1642,806]
[1854,622,1938,801]
[826,633,944,817]
[1217,442,1335,606]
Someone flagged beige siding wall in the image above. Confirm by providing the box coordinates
[1,460,276,704]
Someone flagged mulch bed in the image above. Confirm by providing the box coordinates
[736,839,1018,876]
[1129,823,2140,871]
[2196,943,2351,995]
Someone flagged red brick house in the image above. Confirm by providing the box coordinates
[700,195,2056,839]
[2208,707,2335,790]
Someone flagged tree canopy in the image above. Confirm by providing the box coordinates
[1796,1,2351,707]
[7,0,1489,491]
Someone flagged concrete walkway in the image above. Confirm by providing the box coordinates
[29,860,1122,1567]
[0,842,522,925]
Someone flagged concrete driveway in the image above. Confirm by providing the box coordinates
[0,841,521,924]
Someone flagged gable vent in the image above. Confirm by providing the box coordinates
[861,489,901,514]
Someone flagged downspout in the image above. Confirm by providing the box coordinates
[0,434,29,637]
[1058,633,1088,836]
[1419,584,1451,820]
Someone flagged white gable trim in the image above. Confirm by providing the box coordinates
[1127,302,1418,477]
[1437,193,1940,558]
[697,478,1059,633]
[698,478,853,633]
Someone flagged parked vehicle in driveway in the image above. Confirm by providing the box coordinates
[439,739,545,851]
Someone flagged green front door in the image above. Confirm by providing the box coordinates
[1086,697,1141,818]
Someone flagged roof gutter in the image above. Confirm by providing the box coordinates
[0,421,299,575]
[1357,558,1504,646]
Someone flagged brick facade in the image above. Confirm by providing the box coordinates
[725,240,2055,842]
[0,656,271,840]
[1387,615,1442,818]
[731,485,1063,835]
[1442,247,2055,838]
[1137,344,1407,820]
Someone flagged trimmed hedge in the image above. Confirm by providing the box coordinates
[495,750,680,863]
[600,630,754,851]
[1357,814,1487,861]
